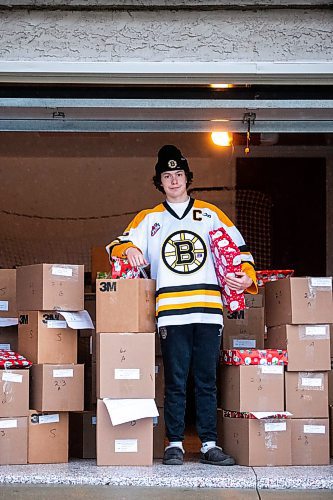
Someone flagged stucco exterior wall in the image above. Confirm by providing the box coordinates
[0,8,332,62]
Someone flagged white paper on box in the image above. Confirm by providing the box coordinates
[52,266,73,277]
[265,422,286,432]
[114,369,140,380]
[233,339,256,348]
[53,369,74,378]
[91,416,97,425]
[250,411,292,419]
[305,326,328,337]
[0,419,17,429]
[303,424,326,434]
[301,377,322,388]
[47,320,68,329]
[0,318,18,327]
[310,277,332,288]
[0,343,11,350]
[39,414,60,424]
[115,439,138,453]
[261,365,284,375]
[58,310,94,330]
[103,398,159,426]
[0,301,9,311]
[1,372,22,383]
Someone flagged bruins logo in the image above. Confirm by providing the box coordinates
[162,230,207,274]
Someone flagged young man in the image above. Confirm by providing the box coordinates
[107,145,257,466]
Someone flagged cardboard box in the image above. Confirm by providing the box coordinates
[222,415,292,466]
[265,324,331,371]
[18,311,77,364]
[0,326,18,351]
[153,407,165,459]
[0,416,28,465]
[69,411,96,459]
[222,307,265,350]
[96,279,156,333]
[0,269,17,318]
[155,356,164,407]
[0,369,29,418]
[265,277,333,327]
[16,264,84,312]
[28,410,68,463]
[291,418,330,465]
[220,364,284,412]
[97,332,155,399]
[30,364,84,412]
[285,371,328,418]
[96,399,153,466]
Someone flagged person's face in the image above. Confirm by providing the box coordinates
[160,170,188,201]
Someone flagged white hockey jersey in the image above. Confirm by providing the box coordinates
[107,198,256,327]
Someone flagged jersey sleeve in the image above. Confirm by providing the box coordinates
[211,206,258,294]
[106,210,149,260]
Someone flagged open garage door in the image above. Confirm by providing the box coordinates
[0,85,333,133]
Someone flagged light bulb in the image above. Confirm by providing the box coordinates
[211,131,233,147]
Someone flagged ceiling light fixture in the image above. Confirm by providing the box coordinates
[210,84,233,89]
[211,131,233,147]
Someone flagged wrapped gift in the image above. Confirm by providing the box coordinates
[209,228,245,312]
[111,257,141,279]
[0,349,32,368]
[223,348,288,366]
[223,410,292,419]
[256,269,294,287]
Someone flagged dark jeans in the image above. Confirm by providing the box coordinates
[159,323,222,444]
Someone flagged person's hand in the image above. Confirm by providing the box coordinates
[225,271,253,292]
[125,247,148,267]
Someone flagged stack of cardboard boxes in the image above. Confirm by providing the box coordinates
[95,278,158,465]
[265,277,333,465]
[218,293,293,466]
[16,264,85,464]
[0,268,29,465]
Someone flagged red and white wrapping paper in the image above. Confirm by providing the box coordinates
[222,349,288,366]
[111,257,141,279]
[223,410,292,419]
[209,227,245,312]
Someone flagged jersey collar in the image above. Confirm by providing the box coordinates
[163,197,195,220]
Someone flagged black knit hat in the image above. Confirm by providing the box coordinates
[155,145,190,176]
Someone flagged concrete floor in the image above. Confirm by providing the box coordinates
[0,459,332,491]
[0,486,333,500]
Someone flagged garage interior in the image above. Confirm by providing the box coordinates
[0,82,332,460]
